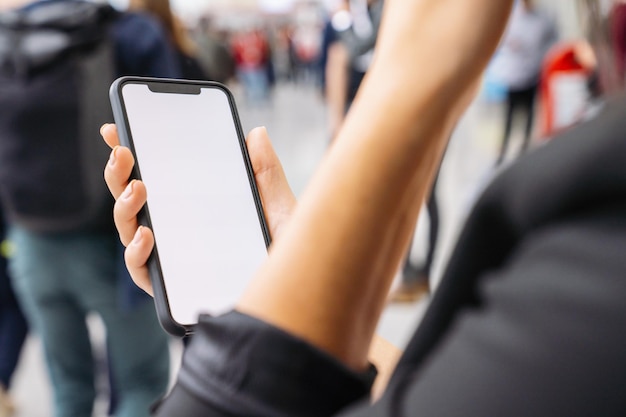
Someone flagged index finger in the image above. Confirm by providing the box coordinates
[100,123,120,149]
[101,123,136,199]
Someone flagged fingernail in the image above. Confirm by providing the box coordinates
[100,123,110,136]
[131,226,143,246]
[109,146,118,166]
[121,180,134,200]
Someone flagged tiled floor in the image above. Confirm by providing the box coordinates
[10,80,525,416]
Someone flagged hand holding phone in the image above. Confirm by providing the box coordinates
[109,77,270,336]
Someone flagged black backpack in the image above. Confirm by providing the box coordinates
[0,1,119,233]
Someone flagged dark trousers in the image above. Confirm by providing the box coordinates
[401,175,440,284]
[497,83,538,165]
[0,261,28,389]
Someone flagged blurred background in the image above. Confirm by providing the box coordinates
[2,0,619,416]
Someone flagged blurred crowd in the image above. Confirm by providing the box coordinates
[3,0,626,416]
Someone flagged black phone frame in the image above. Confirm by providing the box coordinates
[109,76,272,337]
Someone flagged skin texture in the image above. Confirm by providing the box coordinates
[103,0,514,380]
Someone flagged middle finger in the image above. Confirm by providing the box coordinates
[114,180,148,246]
[104,145,136,199]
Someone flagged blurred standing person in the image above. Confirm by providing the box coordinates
[0,213,27,417]
[0,1,180,416]
[491,0,557,166]
[287,26,299,83]
[273,24,296,83]
[388,176,439,303]
[319,0,347,115]
[325,0,383,140]
[232,27,272,104]
[291,21,322,85]
[129,0,207,80]
[193,16,235,84]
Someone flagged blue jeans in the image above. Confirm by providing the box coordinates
[238,67,270,104]
[0,261,28,389]
[8,226,170,417]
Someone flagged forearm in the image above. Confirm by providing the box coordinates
[238,84,451,368]
[238,0,513,371]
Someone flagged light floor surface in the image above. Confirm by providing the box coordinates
[10,81,529,417]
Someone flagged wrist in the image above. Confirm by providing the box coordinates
[361,0,514,121]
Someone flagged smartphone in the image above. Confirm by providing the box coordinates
[109,77,270,336]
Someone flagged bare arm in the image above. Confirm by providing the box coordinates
[236,0,514,371]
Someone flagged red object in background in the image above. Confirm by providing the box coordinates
[232,30,270,70]
[540,42,594,138]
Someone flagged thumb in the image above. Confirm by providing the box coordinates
[246,127,297,240]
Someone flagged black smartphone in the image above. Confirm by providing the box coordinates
[109,77,270,336]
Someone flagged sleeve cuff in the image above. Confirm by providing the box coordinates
[162,311,377,417]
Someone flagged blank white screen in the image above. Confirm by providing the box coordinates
[121,83,267,326]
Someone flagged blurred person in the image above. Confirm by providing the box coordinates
[291,20,323,85]
[266,35,277,91]
[320,0,348,127]
[128,0,207,80]
[325,0,383,139]
[193,16,235,84]
[0,1,180,416]
[232,26,272,104]
[490,0,557,166]
[287,26,299,83]
[273,24,296,83]
[0,214,27,417]
[388,176,439,303]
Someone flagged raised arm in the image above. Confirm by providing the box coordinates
[235,0,514,371]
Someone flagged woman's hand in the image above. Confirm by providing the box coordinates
[101,123,296,296]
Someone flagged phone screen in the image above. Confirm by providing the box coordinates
[114,79,268,329]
